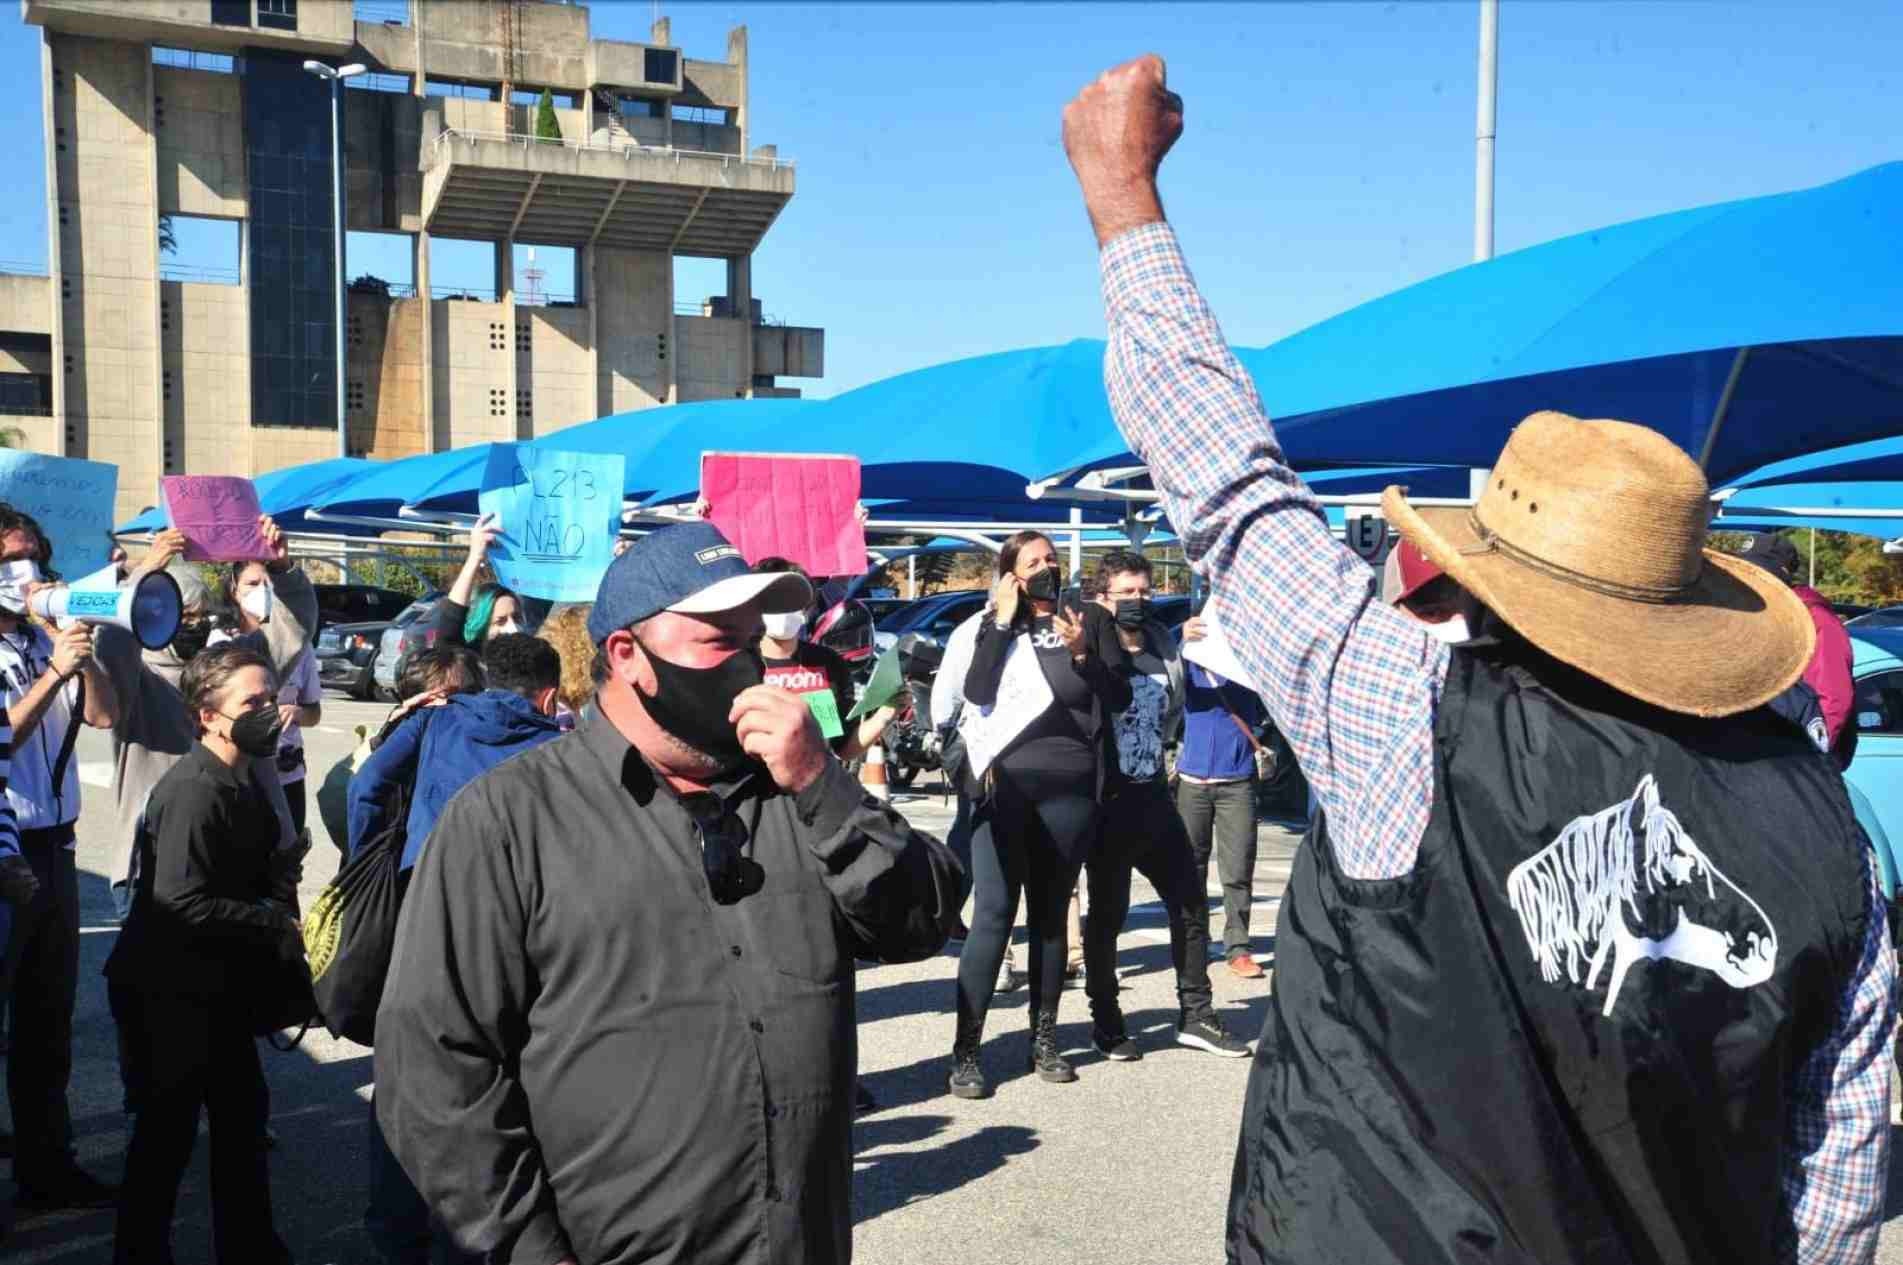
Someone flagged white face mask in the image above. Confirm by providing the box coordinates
[762,610,808,641]
[0,559,41,614]
[1423,613,1472,645]
[240,583,273,622]
[492,616,523,637]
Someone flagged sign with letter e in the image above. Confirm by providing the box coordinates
[479,445,626,603]
[1344,508,1389,564]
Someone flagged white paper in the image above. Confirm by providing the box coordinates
[960,631,1056,780]
[1180,603,1262,695]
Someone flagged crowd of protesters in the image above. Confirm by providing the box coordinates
[0,50,1891,1265]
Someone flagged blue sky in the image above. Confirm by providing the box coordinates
[1,1,1898,396]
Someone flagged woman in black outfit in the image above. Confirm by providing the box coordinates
[107,644,297,1264]
[948,531,1127,1097]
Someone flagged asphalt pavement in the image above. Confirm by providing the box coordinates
[5,689,1903,1263]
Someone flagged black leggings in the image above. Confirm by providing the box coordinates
[282,779,307,839]
[955,775,1094,1030]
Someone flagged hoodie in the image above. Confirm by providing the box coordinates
[347,688,564,870]
[1793,584,1854,745]
[96,565,317,915]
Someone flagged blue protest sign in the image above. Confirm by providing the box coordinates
[0,450,118,578]
[478,445,625,603]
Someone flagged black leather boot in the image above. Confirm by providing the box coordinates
[1027,1007,1077,1083]
[947,1014,990,1099]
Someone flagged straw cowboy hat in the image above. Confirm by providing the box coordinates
[1380,411,1814,717]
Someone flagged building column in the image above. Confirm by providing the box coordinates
[416,229,435,452]
[39,33,64,457]
[666,249,678,404]
[727,26,749,157]
[585,241,603,417]
[145,46,165,478]
[726,254,752,399]
[498,239,519,440]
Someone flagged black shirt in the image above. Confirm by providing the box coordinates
[962,605,1131,787]
[374,709,961,1265]
[1105,640,1172,791]
[106,743,290,999]
[761,640,858,753]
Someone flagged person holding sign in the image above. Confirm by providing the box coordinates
[435,516,526,650]
[754,557,893,761]
[941,531,1127,1097]
[1068,55,1891,1263]
[212,563,322,838]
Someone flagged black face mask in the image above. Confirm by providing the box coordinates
[1023,568,1060,603]
[1114,597,1149,629]
[171,619,212,661]
[634,637,765,767]
[225,707,284,759]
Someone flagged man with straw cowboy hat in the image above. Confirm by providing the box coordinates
[1064,55,1895,1265]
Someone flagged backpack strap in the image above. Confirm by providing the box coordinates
[50,674,84,823]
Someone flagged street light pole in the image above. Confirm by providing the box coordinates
[1474,0,1498,262]
[303,60,365,459]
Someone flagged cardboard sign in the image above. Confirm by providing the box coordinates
[801,689,845,740]
[0,450,118,577]
[478,445,626,603]
[161,475,271,562]
[847,644,905,721]
[701,452,867,579]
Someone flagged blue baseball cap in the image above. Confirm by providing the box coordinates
[588,522,812,643]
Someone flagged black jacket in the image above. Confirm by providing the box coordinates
[106,743,294,999]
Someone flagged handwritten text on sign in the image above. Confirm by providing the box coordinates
[162,475,272,562]
[0,451,118,577]
[478,445,626,603]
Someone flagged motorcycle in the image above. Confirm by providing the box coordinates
[879,632,947,790]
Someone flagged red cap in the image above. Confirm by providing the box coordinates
[1392,541,1445,603]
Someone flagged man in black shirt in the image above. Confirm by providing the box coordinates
[1085,551,1250,1061]
[375,522,961,1265]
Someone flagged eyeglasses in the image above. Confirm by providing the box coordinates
[684,797,764,906]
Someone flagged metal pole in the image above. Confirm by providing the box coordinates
[1474,0,1498,262]
[331,76,347,459]
[1810,527,1817,588]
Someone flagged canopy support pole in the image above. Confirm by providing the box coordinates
[1696,346,1751,471]
[1070,506,1084,578]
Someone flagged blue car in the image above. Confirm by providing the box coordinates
[1845,627,1903,900]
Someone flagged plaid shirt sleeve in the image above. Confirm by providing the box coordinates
[1100,221,1445,880]
[1782,846,1896,1265]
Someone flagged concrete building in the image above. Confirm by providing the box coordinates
[5,0,823,521]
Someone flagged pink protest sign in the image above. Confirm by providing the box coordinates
[700,453,867,579]
[161,475,271,562]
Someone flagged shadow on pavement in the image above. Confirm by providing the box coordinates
[852,1114,1038,1224]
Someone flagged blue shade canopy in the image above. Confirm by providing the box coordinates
[117,457,380,535]
[635,342,1119,509]
[312,447,499,522]
[1711,479,1903,542]
[1727,436,1903,491]
[1049,163,1903,489]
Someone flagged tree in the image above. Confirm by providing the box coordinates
[534,88,562,142]
[159,214,177,255]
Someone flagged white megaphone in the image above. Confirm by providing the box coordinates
[29,571,184,651]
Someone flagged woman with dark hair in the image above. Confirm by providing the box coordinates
[943,530,1127,1096]
[213,562,321,837]
[434,515,525,648]
[106,643,296,1265]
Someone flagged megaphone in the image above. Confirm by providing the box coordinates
[29,572,184,652]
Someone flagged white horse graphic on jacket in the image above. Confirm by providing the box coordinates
[1506,775,1777,1018]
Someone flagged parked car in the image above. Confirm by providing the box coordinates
[371,596,443,700]
[316,621,390,699]
[872,589,988,655]
[312,583,415,634]
[1832,601,1876,622]
[1847,605,1903,630]
[1844,628,1903,896]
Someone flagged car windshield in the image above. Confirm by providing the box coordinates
[392,600,434,629]
[883,592,981,634]
[1848,607,1903,629]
